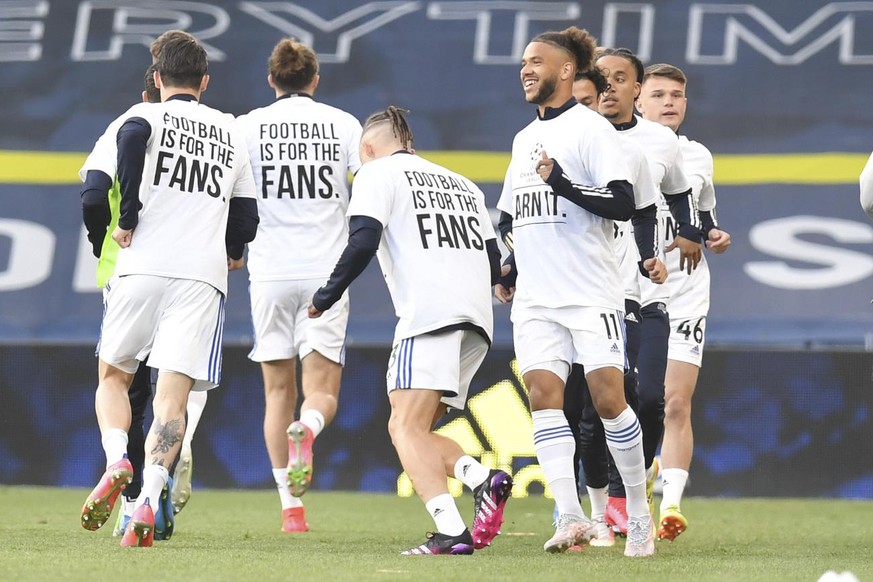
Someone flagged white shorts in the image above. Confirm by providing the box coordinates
[512,305,626,382]
[248,278,348,364]
[386,329,489,411]
[668,315,706,367]
[98,275,225,391]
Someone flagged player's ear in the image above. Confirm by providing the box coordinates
[200,74,210,93]
[360,140,374,163]
[267,74,275,89]
[153,70,162,88]
[311,74,320,94]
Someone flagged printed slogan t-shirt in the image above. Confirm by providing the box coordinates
[112,99,257,296]
[348,152,495,343]
[497,104,631,312]
[237,95,363,281]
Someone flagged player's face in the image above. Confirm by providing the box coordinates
[596,55,640,122]
[637,76,687,132]
[520,42,565,105]
[572,78,599,111]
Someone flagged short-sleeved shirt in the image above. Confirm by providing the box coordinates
[237,95,363,281]
[614,132,660,304]
[79,114,128,288]
[108,99,257,295]
[665,136,715,319]
[348,152,496,343]
[497,104,632,312]
[622,115,692,306]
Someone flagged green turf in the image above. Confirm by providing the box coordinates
[0,486,870,581]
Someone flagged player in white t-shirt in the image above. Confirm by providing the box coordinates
[236,39,362,534]
[562,69,667,548]
[593,48,704,533]
[309,107,511,555]
[80,59,211,539]
[861,152,873,218]
[495,27,655,558]
[80,32,259,548]
[637,63,731,541]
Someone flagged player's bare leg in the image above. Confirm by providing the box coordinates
[658,359,698,540]
[587,367,652,557]
[82,360,135,531]
[121,370,192,547]
[262,359,307,531]
[263,359,298,467]
[95,359,134,433]
[287,351,341,496]
[171,389,207,514]
[426,406,513,550]
[389,389,474,554]
[300,350,341,426]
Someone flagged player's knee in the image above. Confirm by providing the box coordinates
[387,410,427,444]
[151,396,187,426]
[589,389,626,419]
[664,393,691,423]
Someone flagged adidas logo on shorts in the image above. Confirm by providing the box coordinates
[691,345,700,354]
[610,342,621,354]
[625,312,638,323]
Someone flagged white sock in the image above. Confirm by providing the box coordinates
[137,465,169,509]
[532,409,585,518]
[586,486,608,521]
[425,493,467,536]
[299,409,326,438]
[182,390,208,449]
[272,468,302,510]
[453,455,490,491]
[601,406,647,519]
[121,496,136,518]
[101,428,128,468]
[660,468,689,511]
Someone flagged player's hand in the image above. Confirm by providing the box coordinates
[308,296,323,318]
[112,227,133,248]
[227,257,245,271]
[665,236,702,274]
[535,150,554,182]
[706,228,731,254]
[644,257,668,284]
[494,284,515,303]
[494,264,516,303]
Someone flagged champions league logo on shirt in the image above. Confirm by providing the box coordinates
[529,143,544,162]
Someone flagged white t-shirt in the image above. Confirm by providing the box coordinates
[348,152,496,342]
[622,115,691,306]
[665,136,713,319]
[109,98,257,295]
[861,151,873,219]
[614,132,660,304]
[497,104,632,311]
[238,95,362,281]
[80,114,127,181]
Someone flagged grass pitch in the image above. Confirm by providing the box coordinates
[0,486,870,582]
